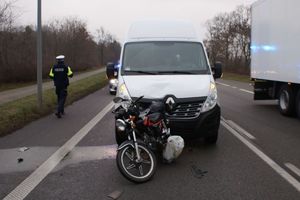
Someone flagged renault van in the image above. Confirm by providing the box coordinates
[113,20,222,145]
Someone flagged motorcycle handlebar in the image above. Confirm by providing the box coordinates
[133,95,144,104]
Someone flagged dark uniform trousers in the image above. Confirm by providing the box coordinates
[56,86,67,114]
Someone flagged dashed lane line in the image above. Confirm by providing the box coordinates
[216,81,254,95]
[3,101,114,200]
[285,163,300,178]
[221,118,300,193]
[226,120,256,140]
[216,82,230,87]
[239,88,254,94]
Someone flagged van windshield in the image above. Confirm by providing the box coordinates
[122,42,210,75]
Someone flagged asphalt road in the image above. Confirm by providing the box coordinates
[0,68,105,105]
[0,79,300,200]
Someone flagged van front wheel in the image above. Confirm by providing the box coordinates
[204,132,218,144]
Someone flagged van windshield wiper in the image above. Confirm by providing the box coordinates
[157,71,196,74]
[124,70,158,75]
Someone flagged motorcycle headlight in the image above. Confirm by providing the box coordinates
[201,82,218,113]
[118,83,131,100]
[116,119,126,132]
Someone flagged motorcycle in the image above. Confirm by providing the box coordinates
[113,96,172,183]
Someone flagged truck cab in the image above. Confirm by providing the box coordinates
[114,20,222,144]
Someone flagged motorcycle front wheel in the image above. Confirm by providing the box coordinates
[116,143,157,183]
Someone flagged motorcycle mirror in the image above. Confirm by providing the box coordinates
[113,97,123,103]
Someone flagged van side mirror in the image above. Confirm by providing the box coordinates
[106,62,117,79]
[212,62,223,79]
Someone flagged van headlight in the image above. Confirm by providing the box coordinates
[118,83,131,100]
[201,82,218,113]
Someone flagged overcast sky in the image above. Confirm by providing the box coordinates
[14,0,256,42]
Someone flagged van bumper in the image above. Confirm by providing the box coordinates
[168,104,221,138]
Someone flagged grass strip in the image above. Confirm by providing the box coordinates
[0,67,103,92]
[0,82,36,92]
[222,72,252,83]
[0,72,108,136]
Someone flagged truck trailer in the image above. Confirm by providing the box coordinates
[251,0,300,118]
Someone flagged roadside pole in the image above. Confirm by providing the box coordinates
[37,0,43,108]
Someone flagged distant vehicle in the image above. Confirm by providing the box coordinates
[251,0,300,118]
[106,62,119,95]
[107,20,223,145]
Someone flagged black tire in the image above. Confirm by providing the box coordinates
[204,131,218,144]
[116,143,157,183]
[278,85,295,116]
[296,89,300,119]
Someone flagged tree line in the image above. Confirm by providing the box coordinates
[204,5,251,74]
[0,1,121,83]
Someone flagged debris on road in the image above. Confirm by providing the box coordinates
[17,158,24,163]
[18,147,29,152]
[107,190,123,199]
[190,164,208,179]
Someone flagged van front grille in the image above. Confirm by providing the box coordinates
[135,96,207,120]
[166,100,205,120]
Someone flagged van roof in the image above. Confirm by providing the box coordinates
[126,20,199,41]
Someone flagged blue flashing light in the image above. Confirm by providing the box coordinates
[262,45,277,51]
[251,44,277,52]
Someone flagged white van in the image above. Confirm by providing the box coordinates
[114,20,222,144]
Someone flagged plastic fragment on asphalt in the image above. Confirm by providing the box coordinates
[17,158,23,163]
[107,190,123,199]
[18,147,29,152]
[190,164,208,179]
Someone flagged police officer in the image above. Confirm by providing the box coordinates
[49,55,73,118]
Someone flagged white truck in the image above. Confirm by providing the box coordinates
[251,0,300,118]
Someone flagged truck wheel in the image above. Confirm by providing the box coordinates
[204,132,218,144]
[296,90,300,119]
[278,85,295,116]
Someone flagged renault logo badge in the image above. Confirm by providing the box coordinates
[166,97,176,110]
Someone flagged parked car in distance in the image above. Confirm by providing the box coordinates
[106,62,119,95]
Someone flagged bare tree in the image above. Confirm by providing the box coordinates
[96,27,120,65]
[0,5,121,83]
[205,5,251,74]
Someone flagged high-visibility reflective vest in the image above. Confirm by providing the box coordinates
[49,63,73,87]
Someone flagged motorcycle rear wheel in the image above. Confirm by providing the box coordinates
[116,143,157,183]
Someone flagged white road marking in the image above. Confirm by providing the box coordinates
[216,81,254,94]
[226,120,256,140]
[285,163,300,178]
[221,118,300,193]
[0,145,117,174]
[216,82,230,87]
[3,101,114,200]
[239,88,254,94]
